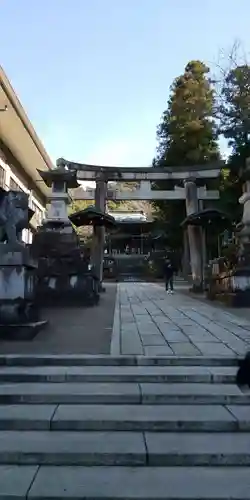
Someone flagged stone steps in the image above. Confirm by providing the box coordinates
[1,354,250,499]
[0,354,238,366]
[0,403,244,431]
[0,364,238,383]
[3,465,250,499]
[0,430,250,466]
[0,381,247,405]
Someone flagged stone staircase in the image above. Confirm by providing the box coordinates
[0,354,250,499]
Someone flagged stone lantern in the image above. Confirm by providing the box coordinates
[229,157,250,303]
[237,158,250,262]
[32,165,100,306]
[38,164,79,230]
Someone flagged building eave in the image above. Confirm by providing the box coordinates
[0,66,53,199]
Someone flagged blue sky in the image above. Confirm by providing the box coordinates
[1,0,250,168]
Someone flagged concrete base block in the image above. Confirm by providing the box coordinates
[37,274,100,307]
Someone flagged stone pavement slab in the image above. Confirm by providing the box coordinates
[0,430,146,465]
[145,431,250,465]
[27,465,250,499]
[168,342,201,356]
[111,283,250,356]
[0,464,38,499]
[227,405,250,430]
[144,345,174,356]
[51,404,237,432]
[140,382,246,405]
[0,405,56,430]
[0,382,140,404]
[136,356,237,366]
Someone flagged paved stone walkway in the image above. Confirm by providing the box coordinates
[111,283,250,356]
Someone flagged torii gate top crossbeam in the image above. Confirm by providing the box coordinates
[57,158,223,182]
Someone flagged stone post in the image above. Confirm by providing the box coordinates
[199,199,207,283]
[182,229,191,278]
[184,179,203,291]
[93,172,107,289]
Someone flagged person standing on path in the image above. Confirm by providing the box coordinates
[164,257,175,294]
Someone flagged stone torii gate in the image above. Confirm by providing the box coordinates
[56,158,223,289]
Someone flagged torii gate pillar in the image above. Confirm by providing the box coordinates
[184,179,203,291]
[92,173,107,290]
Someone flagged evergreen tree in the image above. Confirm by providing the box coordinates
[156,60,219,166]
[220,65,250,161]
[153,60,220,248]
[218,64,250,223]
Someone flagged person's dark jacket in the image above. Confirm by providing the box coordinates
[164,260,175,278]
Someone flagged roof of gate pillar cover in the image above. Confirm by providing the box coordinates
[180,208,233,229]
[0,66,53,199]
[69,206,117,229]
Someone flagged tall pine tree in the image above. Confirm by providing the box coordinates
[220,65,250,161]
[153,60,220,250]
[156,60,219,166]
[218,64,250,223]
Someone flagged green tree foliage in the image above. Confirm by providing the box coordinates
[157,60,219,165]
[218,64,250,222]
[68,199,93,240]
[220,65,250,158]
[153,60,220,249]
[218,167,242,223]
